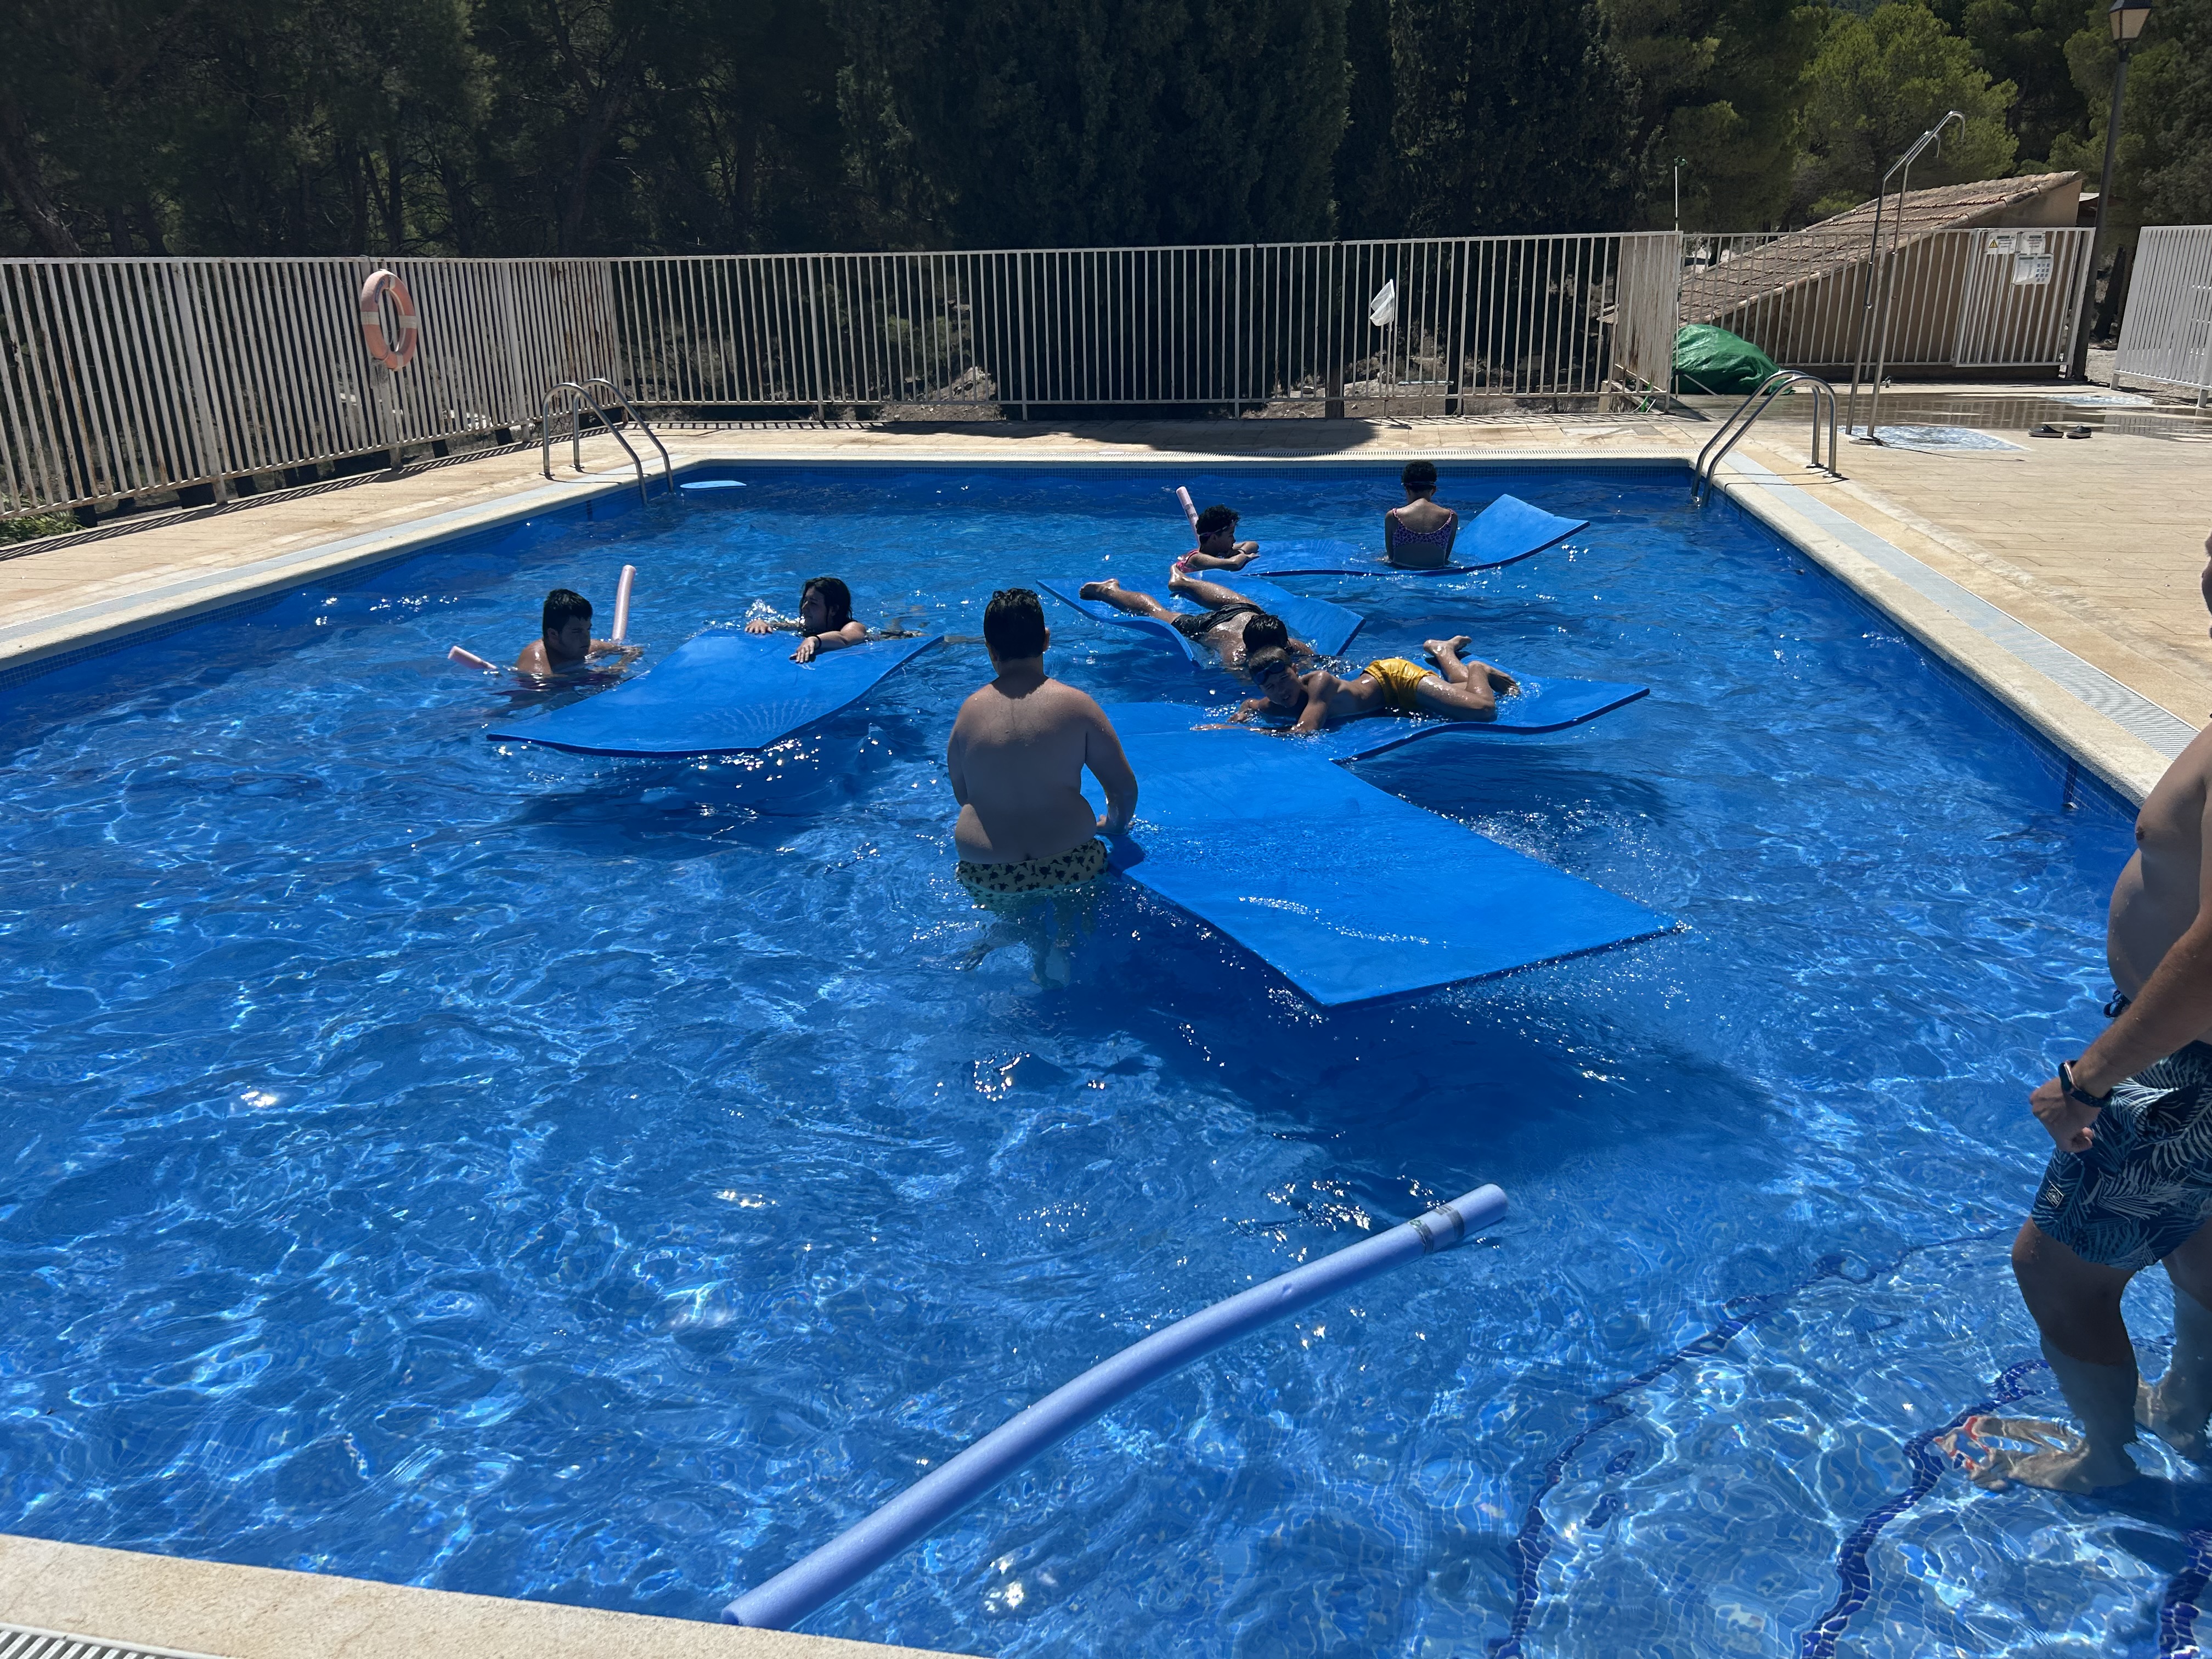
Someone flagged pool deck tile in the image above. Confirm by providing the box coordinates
[0,1533,964,1659]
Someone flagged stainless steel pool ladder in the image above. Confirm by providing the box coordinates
[1691,371,1842,505]
[539,380,674,504]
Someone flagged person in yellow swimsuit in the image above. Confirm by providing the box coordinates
[1230,636,1519,732]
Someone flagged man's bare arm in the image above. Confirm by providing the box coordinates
[794,620,870,662]
[1085,710,1138,834]
[945,720,970,808]
[2039,780,2212,1148]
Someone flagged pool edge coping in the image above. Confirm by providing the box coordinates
[1709,451,2183,805]
[0,1533,967,1659]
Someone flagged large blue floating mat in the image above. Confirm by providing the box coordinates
[1301,671,1650,755]
[1242,495,1589,577]
[1038,579,1207,665]
[487,630,940,757]
[1098,706,1669,1005]
[1039,577,1363,662]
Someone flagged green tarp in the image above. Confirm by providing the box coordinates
[1673,324,1785,396]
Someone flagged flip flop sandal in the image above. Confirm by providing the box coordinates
[2066,425,2094,438]
[2030,422,2064,437]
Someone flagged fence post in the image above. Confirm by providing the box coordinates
[497,261,528,435]
[1015,250,1030,421]
[163,262,231,504]
[806,255,827,421]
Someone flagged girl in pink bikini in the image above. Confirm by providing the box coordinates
[1384,460,1458,568]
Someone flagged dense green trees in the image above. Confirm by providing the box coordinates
[1,0,2205,256]
[1796,1,2020,217]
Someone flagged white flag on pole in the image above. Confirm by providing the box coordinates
[1368,280,1397,327]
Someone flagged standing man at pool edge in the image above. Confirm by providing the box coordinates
[1955,529,2212,1493]
[947,586,1137,916]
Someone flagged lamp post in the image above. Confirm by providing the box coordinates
[2070,0,2153,379]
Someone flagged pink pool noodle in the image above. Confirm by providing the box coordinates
[1175,486,1199,531]
[612,565,636,643]
[447,645,497,672]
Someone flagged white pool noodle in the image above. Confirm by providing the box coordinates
[1175,486,1199,531]
[447,645,497,672]
[612,565,636,643]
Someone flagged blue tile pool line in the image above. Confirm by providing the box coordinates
[1488,1233,2064,1659]
[2160,1531,2212,1657]
[1721,453,2199,762]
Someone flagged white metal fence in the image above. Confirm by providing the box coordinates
[2115,225,2212,396]
[1,235,1680,515]
[0,258,619,514]
[1682,225,2094,375]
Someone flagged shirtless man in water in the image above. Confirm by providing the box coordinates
[515,588,643,675]
[1950,528,2212,1493]
[946,589,1137,981]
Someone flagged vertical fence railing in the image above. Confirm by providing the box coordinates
[3,236,1679,515]
[1682,226,2092,375]
[0,256,620,515]
[2115,225,2212,396]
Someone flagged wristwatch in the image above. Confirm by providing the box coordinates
[2059,1059,2113,1110]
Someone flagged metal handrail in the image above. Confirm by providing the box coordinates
[1844,111,1966,441]
[539,381,651,505]
[1691,370,1842,504]
[579,377,674,496]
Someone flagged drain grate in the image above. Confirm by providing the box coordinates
[0,1625,232,1659]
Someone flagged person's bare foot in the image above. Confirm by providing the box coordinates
[2138,1378,2212,1460]
[1079,579,1122,600]
[1943,1414,2140,1491]
[1166,568,1195,594]
[1421,634,1472,663]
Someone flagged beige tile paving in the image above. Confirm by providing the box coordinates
[0,1533,962,1658]
[1730,423,2212,725]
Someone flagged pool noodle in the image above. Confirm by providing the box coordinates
[723,1183,1509,1630]
[447,645,498,672]
[612,565,635,644]
[1175,486,1199,531]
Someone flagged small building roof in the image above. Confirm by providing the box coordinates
[1681,172,2083,323]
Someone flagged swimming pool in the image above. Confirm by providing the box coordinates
[0,463,2176,1656]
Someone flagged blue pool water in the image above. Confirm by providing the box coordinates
[0,464,2183,1656]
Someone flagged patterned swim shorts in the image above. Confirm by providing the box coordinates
[955,837,1109,909]
[2030,1037,2212,1271]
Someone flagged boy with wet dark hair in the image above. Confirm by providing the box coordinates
[979,584,1049,660]
[515,587,644,675]
[1173,504,1260,574]
[946,588,1137,985]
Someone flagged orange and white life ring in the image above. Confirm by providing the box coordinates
[358,269,420,372]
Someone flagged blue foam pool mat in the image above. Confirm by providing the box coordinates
[486,630,940,757]
[1243,494,1588,576]
[1039,577,1363,662]
[1093,704,1669,1005]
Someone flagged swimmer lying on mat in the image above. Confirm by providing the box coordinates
[744,575,869,662]
[1233,637,1518,732]
[1079,573,1312,670]
[515,587,646,675]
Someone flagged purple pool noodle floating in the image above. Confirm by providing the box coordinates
[723,1182,1509,1630]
